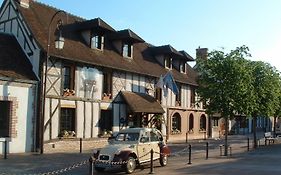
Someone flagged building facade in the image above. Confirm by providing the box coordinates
[0,0,209,153]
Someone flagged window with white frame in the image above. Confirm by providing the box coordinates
[91,34,103,50]
[164,57,172,69]
[180,61,186,73]
[122,43,132,58]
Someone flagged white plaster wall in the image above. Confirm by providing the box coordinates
[84,102,92,138]
[44,98,50,141]
[0,83,35,153]
[51,99,59,139]
[76,101,84,138]
[92,103,100,137]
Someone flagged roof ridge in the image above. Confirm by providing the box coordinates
[32,0,85,22]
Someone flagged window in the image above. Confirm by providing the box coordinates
[62,64,75,90]
[189,114,194,132]
[91,35,103,50]
[200,114,207,131]
[0,101,11,137]
[123,43,132,58]
[60,108,76,134]
[102,72,112,99]
[175,84,181,106]
[172,113,181,133]
[212,117,219,127]
[155,88,162,103]
[150,130,162,142]
[180,62,186,73]
[164,57,172,69]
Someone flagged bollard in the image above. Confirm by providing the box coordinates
[206,142,209,160]
[247,138,250,151]
[89,156,94,175]
[4,140,7,159]
[219,145,223,156]
[80,138,82,153]
[229,146,232,157]
[188,144,192,165]
[149,149,154,174]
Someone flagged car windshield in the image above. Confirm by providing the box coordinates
[115,132,140,142]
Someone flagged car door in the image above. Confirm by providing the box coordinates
[150,130,161,160]
[137,130,151,163]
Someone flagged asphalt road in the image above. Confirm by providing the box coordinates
[1,134,280,175]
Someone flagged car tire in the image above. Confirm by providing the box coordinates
[160,154,168,166]
[94,166,105,172]
[124,156,136,174]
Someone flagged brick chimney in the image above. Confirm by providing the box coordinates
[196,47,208,60]
[18,0,30,8]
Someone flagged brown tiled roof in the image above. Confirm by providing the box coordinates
[66,18,116,33]
[0,33,37,81]
[179,50,195,61]
[109,29,144,43]
[16,0,198,86]
[120,91,165,114]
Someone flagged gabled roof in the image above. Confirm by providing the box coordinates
[109,29,144,43]
[15,0,198,86]
[0,33,37,81]
[179,50,195,61]
[118,91,165,114]
[66,18,116,33]
[151,45,183,57]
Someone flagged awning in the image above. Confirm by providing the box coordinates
[120,91,165,114]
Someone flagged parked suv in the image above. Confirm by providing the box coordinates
[93,127,170,173]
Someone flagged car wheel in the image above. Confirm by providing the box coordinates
[94,166,105,172]
[124,156,136,174]
[160,154,168,166]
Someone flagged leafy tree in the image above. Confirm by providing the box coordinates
[197,46,253,156]
[249,62,281,148]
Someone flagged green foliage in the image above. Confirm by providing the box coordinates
[249,61,281,117]
[197,45,281,119]
[197,46,253,118]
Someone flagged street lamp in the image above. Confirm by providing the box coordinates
[40,10,67,154]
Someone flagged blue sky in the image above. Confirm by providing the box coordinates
[2,0,281,71]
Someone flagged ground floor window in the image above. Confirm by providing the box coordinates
[99,110,113,136]
[200,114,207,131]
[0,101,11,137]
[172,113,181,134]
[60,108,76,136]
[212,117,219,127]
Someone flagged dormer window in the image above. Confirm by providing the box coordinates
[180,62,186,73]
[123,43,132,58]
[91,34,104,50]
[165,57,172,69]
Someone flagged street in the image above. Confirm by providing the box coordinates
[1,134,280,175]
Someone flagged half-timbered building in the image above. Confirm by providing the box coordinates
[0,0,209,153]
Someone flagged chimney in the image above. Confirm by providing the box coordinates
[18,0,30,8]
[196,47,208,60]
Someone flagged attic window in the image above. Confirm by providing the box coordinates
[123,43,132,58]
[165,57,172,69]
[180,62,186,73]
[91,35,104,50]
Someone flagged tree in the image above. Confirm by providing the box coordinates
[197,46,253,156]
[248,62,281,148]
